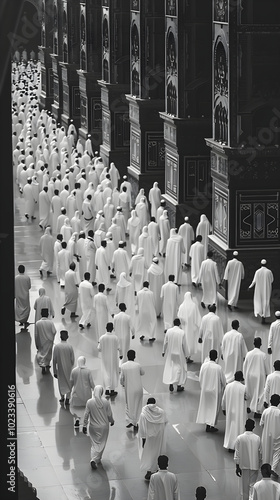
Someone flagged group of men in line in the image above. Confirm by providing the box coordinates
[13,59,280,500]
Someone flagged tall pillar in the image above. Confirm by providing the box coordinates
[97,0,130,173]
[77,0,102,150]
[39,0,54,110]
[50,0,63,122]
[206,0,280,297]
[126,0,165,200]
[59,0,80,131]
[159,0,212,228]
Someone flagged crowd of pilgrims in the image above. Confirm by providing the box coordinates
[13,59,280,499]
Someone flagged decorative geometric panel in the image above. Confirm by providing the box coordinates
[214,0,228,23]
[184,158,210,202]
[80,95,87,128]
[166,154,178,200]
[214,186,228,242]
[146,133,165,170]
[131,0,140,11]
[115,113,130,148]
[53,77,59,104]
[102,112,110,144]
[72,87,80,117]
[166,0,177,17]
[131,21,140,97]
[62,84,69,115]
[166,27,178,116]
[237,191,279,245]
[91,100,102,130]
[131,130,140,168]
[213,37,228,144]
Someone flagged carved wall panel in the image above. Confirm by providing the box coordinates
[62,4,68,63]
[146,133,165,170]
[214,0,228,24]
[166,154,178,200]
[214,36,228,144]
[91,100,102,130]
[62,83,69,114]
[102,112,110,144]
[115,113,130,148]
[184,158,210,201]
[213,184,228,243]
[131,130,140,168]
[80,95,87,128]
[72,87,80,117]
[80,5,86,70]
[102,11,110,82]
[131,21,140,96]
[237,191,279,245]
[166,27,178,116]
[166,0,177,18]
[53,0,58,54]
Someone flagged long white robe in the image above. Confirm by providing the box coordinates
[35,317,57,368]
[129,250,147,293]
[33,290,55,326]
[199,312,224,362]
[139,228,153,269]
[147,220,160,257]
[234,431,261,500]
[148,182,161,219]
[76,236,87,281]
[93,292,110,339]
[178,221,194,266]
[108,162,120,190]
[196,360,226,427]
[243,347,269,413]
[114,211,127,241]
[120,360,144,425]
[57,248,71,286]
[78,279,95,327]
[264,371,280,407]
[165,230,185,284]
[251,478,280,500]
[189,241,204,284]
[136,287,157,339]
[162,326,188,386]
[112,247,130,281]
[113,311,135,362]
[39,228,54,272]
[103,199,115,231]
[177,292,201,357]
[223,258,245,306]
[249,266,274,318]
[222,380,248,450]
[98,332,120,390]
[268,319,280,365]
[160,281,179,331]
[53,341,75,396]
[198,258,220,305]
[84,237,96,282]
[136,199,149,231]
[127,210,141,255]
[147,262,165,317]
[158,212,170,255]
[51,194,62,234]
[14,272,31,323]
[221,329,248,383]
[196,214,211,260]
[138,404,168,473]
[83,393,114,463]
[23,182,36,216]
[260,406,280,463]
[70,362,95,420]
[115,273,134,320]
[95,245,110,288]
[38,189,51,229]
[108,222,122,249]
[148,469,180,500]
[63,268,79,312]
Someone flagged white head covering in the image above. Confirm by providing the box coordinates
[129,209,140,227]
[184,216,189,222]
[261,259,267,265]
[77,356,86,368]
[93,385,104,408]
[275,311,280,318]
[117,272,131,288]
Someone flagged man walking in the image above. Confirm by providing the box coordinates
[162,318,188,393]
[120,350,144,431]
[147,455,180,500]
[234,419,262,500]
[53,330,75,406]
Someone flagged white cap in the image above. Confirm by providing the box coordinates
[152,257,159,263]
[88,134,91,137]
[184,216,189,222]
[261,259,267,265]
[275,311,280,317]
[123,175,127,180]
[233,251,238,256]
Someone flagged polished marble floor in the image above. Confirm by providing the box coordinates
[14,181,278,500]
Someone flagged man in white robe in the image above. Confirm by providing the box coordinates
[118,187,131,225]
[156,199,166,223]
[39,226,54,278]
[78,272,95,329]
[33,287,55,329]
[138,398,168,481]
[95,240,110,291]
[222,371,249,452]
[56,207,67,234]
[178,216,194,267]
[113,303,135,363]
[127,210,141,255]
[93,283,110,339]
[108,217,122,249]
[268,311,280,365]
[84,230,96,285]
[53,330,75,405]
[177,291,201,363]
[136,281,157,342]
[57,241,71,287]
[114,206,127,241]
[196,349,226,432]
[148,182,161,219]
[53,233,63,282]
[243,337,269,417]
[162,318,188,392]
[38,185,51,230]
[251,463,280,500]
[198,304,224,362]
[196,214,211,260]
[165,229,185,285]
[147,217,161,258]
[160,275,179,333]
[259,394,280,464]
[15,264,31,328]
[82,194,94,233]
[189,235,204,286]
[264,360,280,409]
[23,177,37,219]
[51,189,62,234]
[223,251,245,310]
[158,210,170,257]
[221,320,248,383]
[147,455,180,500]
[248,259,274,324]
[120,349,144,430]
[98,322,120,397]
[112,241,130,281]
[61,262,79,318]
[198,251,221,308]
[35,308,57,374]
[147,258,165,318]
[234,419,262,500]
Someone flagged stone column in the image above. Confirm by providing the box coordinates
[39,0,54,110]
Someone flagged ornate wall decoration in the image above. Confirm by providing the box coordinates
[166,28,177,116]
[62,7,68,63]
[214,0,228,24]
[131,22,140,96]
[131,0,140,11]
[53,1,58,54]
[214,38,228,144]
[237,191,279,245]
[213,185,228,242]
[102,15,109,82]
[184,158,210,202]
[166,0,177,17]
[166,154,178,199]
[80,8,86,70]
[41,0,46,46]
[80,95,87,128]
[102,112,110,144]
[131,130,140,167]
[146,133,165,170]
